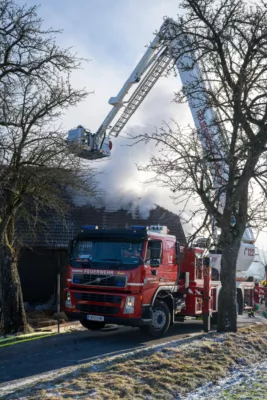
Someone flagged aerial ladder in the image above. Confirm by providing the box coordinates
[67,17,255,273]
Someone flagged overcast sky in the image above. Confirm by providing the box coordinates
[17,0,267,250]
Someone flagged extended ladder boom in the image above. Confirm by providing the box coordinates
[109,51,171,136]
[67,32,170,160]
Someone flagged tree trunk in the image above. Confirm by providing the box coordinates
[217,235,241,332]
[0,245,32,334]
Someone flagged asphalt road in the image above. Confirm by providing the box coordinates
[0,315,264,386]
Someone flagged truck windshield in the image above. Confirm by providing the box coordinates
[72,240,143,270]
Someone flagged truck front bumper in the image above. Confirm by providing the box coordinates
[66,312,151,326]
[66,305,152,327]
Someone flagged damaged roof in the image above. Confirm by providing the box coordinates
[19,204,186,248]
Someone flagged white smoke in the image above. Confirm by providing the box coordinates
[70,74,195,222]
[90,77,193,217]
[95,191,157,220]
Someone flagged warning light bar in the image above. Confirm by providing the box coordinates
[81,225,99,232]
[130,225,148,230]
[130,225,169,234]
[148,225,169,234]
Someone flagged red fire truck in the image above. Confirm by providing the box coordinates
[65,224,226,337]
[65,225,267,336]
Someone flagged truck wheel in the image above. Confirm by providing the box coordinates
[80,320,106,330]
[141,301,171,338]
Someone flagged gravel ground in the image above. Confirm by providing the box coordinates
[184,361,267,399]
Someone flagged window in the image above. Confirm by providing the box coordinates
[72,240,143,270]
[146,240,162,266]
[74,241,93,259]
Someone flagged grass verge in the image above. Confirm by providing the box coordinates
[3,323,267,400]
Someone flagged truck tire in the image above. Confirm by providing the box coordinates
[80,320,106,330]
[140,300,171,338]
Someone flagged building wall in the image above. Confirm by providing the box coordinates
[19,248,67,305]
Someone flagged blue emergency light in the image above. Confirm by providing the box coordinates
[130,225,148,230]
[81,225,98,231]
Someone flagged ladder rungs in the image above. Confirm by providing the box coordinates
[110,52,172,136]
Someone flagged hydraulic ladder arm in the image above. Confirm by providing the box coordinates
[67,22,174,160]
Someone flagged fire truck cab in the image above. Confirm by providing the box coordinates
[65,224,222,337]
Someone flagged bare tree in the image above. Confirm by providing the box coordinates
[0,1,95,334]
[136,0,267,332]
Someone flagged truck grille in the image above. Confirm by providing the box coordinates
[72,274,127,288]
[76,304,119,315]
[74,292,122,304]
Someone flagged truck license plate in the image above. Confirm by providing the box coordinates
[87,315,104,322]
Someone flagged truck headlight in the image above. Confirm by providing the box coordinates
[124,296,135,314]
[65,291,72,308]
